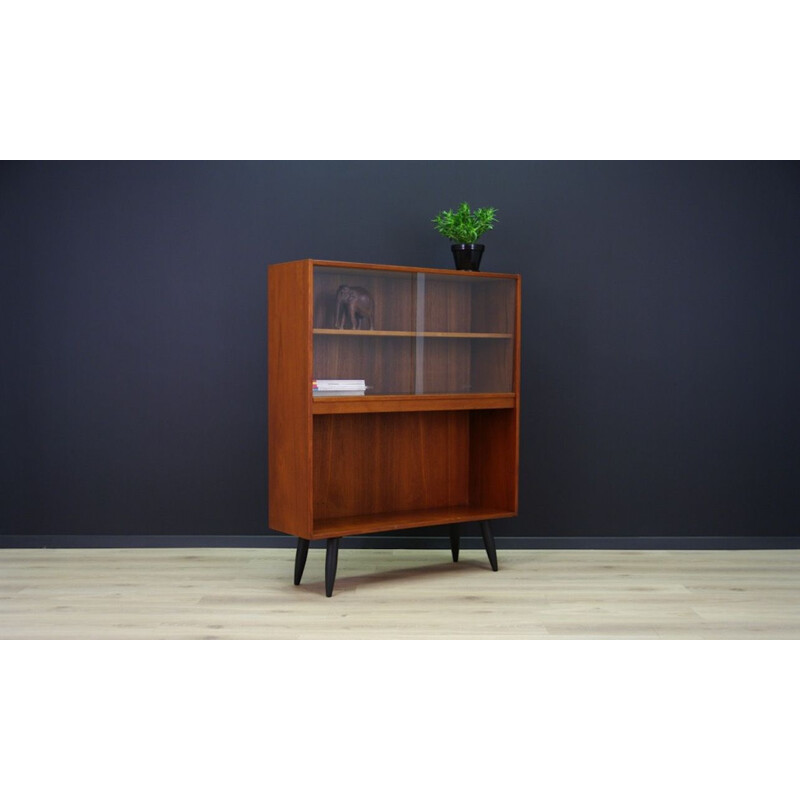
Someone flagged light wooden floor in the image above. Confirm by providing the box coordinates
[1,547,799,639]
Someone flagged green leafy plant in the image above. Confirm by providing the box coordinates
[432,201,498,244]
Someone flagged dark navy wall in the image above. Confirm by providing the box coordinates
[2,161,799,547]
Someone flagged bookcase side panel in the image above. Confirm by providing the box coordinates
[268,261,313,537]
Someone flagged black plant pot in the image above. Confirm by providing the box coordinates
[451,243,484,271]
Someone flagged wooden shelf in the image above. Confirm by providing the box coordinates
[313,328,512,339]
[312,392,516,414]
[313,506,517,538]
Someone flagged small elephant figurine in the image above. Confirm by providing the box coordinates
[335,285,375,330]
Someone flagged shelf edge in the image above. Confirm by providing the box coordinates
[312,507,517,538]
[313,328,512,339]
[312,393,516,414]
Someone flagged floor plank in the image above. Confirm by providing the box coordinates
[1,548,799,639]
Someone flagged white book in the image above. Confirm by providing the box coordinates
[313,379,366,390]
[312,390,366,397]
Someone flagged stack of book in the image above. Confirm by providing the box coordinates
[312,379,366,397]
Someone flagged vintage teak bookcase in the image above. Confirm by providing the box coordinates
[268,259,521,595]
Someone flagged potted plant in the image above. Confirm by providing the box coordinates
[432,201,498,271]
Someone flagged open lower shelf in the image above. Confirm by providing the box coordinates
[312,506,516,538]
[314,328,512,339]
[312,392,516,414]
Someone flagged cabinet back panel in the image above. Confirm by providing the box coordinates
[313,412,470,521]
[471,339,514,393]
[422,339,472,394]
[313,267,416,332]
[470,280,516,334]
[314,335,416,394]
[423,278,471,332]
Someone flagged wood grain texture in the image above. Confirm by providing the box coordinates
[3,548,799,639]
[312,394,515,415]
[511,274,521,511]
[470,338,513,393]
[469,409,518,513]
[312,266,417,334]
[314,333,416,395]
[309,259,516,279]
[268,259,521,549]
[313,507,515,538]
[268,261,313,537]
[422,338,472,393]
[312,411,470,529]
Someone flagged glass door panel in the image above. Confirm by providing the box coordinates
[313,266,417,395]
[419,273,515,394]
[313,265,515,396]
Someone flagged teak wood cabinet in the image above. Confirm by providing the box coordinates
[268,259,521,595]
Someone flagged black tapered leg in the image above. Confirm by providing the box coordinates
[480,520,498,571]
[449,523,460,562]
[294,538,310,585]
[325,537,340,597]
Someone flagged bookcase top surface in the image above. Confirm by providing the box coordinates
[269,258,518,280]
